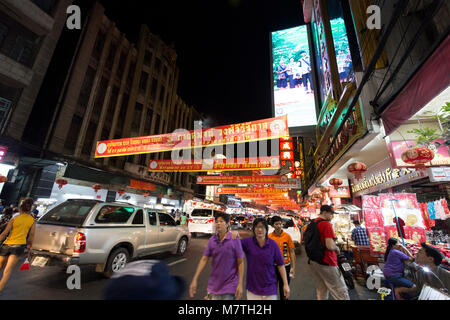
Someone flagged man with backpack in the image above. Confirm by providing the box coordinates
[304,205,350,300]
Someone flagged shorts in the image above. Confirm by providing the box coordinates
[385,274,415,288]
[0,244,27,257]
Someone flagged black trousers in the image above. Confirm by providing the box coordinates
[276,264,291,300]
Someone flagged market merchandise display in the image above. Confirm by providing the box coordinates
[362,193,427,254]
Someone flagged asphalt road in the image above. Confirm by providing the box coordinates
[0,230,378,300]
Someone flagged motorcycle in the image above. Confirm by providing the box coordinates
[337,249,355,290]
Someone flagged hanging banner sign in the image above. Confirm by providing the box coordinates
[217,186,289,194]
[148,156,280,172]
[274,178,302,189]
[128,179,157,191]
[238,194,289,200]
[196,175,288,185]
[95,115,288,158]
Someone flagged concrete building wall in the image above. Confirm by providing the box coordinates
[0,0,72,139]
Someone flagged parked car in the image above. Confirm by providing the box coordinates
[30,199,190,277]
[268,215,302,253]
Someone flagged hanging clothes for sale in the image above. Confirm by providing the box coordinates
[440,198,450,220]
[434,200,446,220]
[428,202,436,220]
[419,203,431,230]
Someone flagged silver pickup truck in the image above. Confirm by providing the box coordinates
[30,199,190,277]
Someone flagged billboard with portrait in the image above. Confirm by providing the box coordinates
[270,25,317,129]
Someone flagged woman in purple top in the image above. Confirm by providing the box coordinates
[241,218,290,300]
[383,238,416,299]
[189,212,244,300]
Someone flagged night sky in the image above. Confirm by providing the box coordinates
[98,0,305,127]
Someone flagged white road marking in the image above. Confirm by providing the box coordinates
[167,258,187,267]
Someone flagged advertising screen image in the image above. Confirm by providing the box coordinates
[271,25,316,128]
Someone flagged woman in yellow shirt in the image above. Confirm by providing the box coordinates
[0,198,36,292]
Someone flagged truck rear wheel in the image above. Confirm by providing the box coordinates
[104,248,129,278]
[176,237,188,256]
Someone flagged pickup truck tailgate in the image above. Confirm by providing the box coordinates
[33,223,78,255]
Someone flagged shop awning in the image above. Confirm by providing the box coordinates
[63,164,130,186]
[381,34,450,136]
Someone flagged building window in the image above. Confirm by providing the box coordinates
[82,121,97,156]
[118,51,126,75]
[115,94,129,137]
[64,114,83,153]
[155,114,161,134]
[77,66,96,108]
[0,12,39,67]
[8,35,37,67]
[0,22,8,47]
[131,103,143,133]
[144,109,153,134]
[139,72,148,94]
[92,31,106,60]
[154,58,161,74]
[127,61,136,87]
[159,86,165,105]
[0,97,12,130]
[31,0,57,15]
[150,78,158,102]
[106,43,117,70]
[104,86,119,127]
[92,76,108,115]
[144,50,152,66]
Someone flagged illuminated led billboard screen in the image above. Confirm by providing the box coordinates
[271,25,316,128]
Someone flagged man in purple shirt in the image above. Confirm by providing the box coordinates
[242,218,289,300]
[189,212,244,300]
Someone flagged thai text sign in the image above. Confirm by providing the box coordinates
[351,158,426,196]
[148,157,279,172]
[196,175,288,185]
[95,116,288,158]
[217,186,289,194]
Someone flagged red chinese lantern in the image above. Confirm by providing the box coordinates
[117,189,126,196]
[55,178,68,190]
[329,178,343,190]
[0,175,7,183]
[401,147,434,169]
[92,184,102,193]
[347,162,367,180]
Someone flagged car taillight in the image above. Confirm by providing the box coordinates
[206,219,214,224]
[74,232,86,253]
[189,219,194,223]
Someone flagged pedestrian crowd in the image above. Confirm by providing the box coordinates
[0,197,448,300]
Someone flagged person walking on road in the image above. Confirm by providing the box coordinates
[0,198,36,293]
[269,216,296,300]
[180,212,188,228]
[304,205,350,300]
[189,212,244,300]
[242,218,290,300]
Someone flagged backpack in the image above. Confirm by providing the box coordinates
[304,219,327,264]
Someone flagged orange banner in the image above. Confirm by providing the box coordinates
[128,179,157,191]
[237,194,289,199]
[148,157,279,172]
[95,116,288,158]
[196,175,288,185]
[217,186,289,194]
